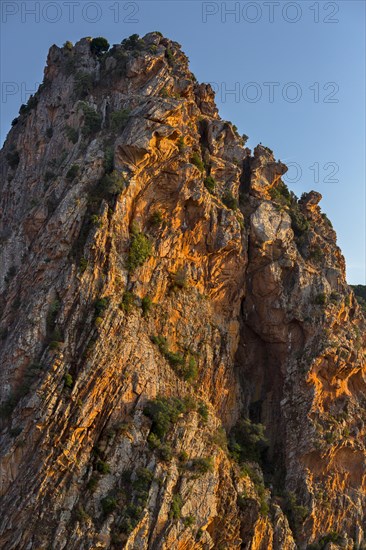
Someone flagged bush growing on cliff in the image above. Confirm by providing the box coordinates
[127,229,152,272]
[99,170,126,196]
[96,460,110,474]
[101,495,116,516]
[321,212,333,229]
[65,125,79,144]
[141,295,152,316]
[283,491,309,534]
[290,207,310,237]
[121,34,145,51]
[6,150,20,169]
[169,494,183,520]
[120,291,135,313]
[190,152,205,172]
[151,335,198,381]
[19,95,38,116]
[309,245,324,263]
[229,418,268,464]
[177,136,186,153]
[314,293,327,306]
[222,191,239,211]
[63,373,73,388]
[66,164,79,181]
[171,268,188,290]
[204,176,216,194]
[110,109,130,131]
[81,103,102,136]
[269,180,291,208]
[188,457,214,475]
[351,285,366,315]
[143,396,193,439]
[104,146,114,173]
[94,297,109,318]
[308,532,342,550]
[90,37,110,56]
[166,47,175,66]
[151,335,185,368]
[149,210,163,227]
[74,72,94,98]
[118,467,153,533]
[0,363,43,418]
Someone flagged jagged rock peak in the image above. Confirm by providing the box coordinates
[0,31,365,550]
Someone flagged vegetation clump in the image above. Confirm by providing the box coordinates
[101,495,117,516]
[149,210,163,226]
[169,494,183,520]
[171,268,188,290]
[143,396,195,439]
[96,460,110,474]
[189,457,214,475]
[90,37,110,56]
[150,336,197,381]
[110,109,130,131]
[204,176,216,194]
[81,103,102,136]
[74,72,93,98]
[314,293,327,306]
[222,191,238,210]
[0,363,43,418]
[351,285,366,315]
[190,152,205,172]
[270,182,311,239]
[104,146,114,173]
[99,170,126,196]
[127,227,152,272]
[307,532,342,550]
[269,180,291,208]
[6,150,20,169]
[119,467,153,533]
[66,164,79,181]
[63,373,73,388]
[290,208,310,237]
[121,34,145,51]
[229,418,268,464]
[120,291,135,313]
[165,47,175,67]
[177,136,186,153]
[141,296,152,316]
[19,95,38,116]
[309,245,324,263]
[94,296,109,317]
[65,125,79,144]
[283,491,309,534]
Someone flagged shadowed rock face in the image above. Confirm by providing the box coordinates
[0,32,365,550]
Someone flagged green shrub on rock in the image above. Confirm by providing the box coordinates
[110,109,130,131]
[90,37,110,56]
[222,191,238,211]
[127,230,152,272]
[204,176,216,193]
[81,103,102,136]
[66,164,79,181]
[190,153,205,173]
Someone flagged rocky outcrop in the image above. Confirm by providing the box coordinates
[0,32,365,550]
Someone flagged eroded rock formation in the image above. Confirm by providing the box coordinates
[0,32,365,550]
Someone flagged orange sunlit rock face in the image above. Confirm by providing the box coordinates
[0,32,365,549]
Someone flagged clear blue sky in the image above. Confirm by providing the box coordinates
[1,1,365,283]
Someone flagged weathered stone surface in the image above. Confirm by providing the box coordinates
[0,32,365,550]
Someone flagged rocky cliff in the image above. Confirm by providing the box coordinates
[0,32,365,550]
